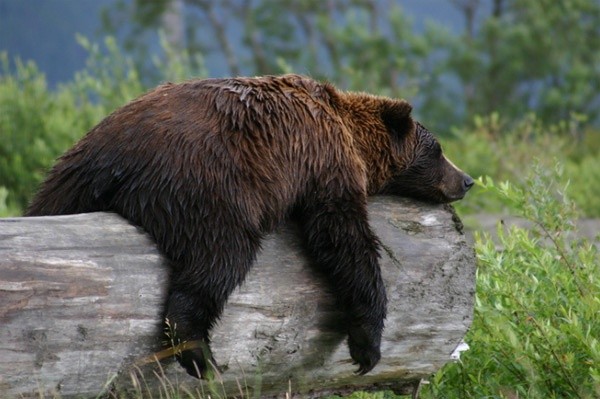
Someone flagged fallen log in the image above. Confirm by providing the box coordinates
[0,197,475,398]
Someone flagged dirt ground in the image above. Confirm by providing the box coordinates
[462,214,599,246]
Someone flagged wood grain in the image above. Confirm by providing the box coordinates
[0,196,475,398]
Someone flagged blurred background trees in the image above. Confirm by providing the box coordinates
[100,0,600,127]
[1,0,600,216]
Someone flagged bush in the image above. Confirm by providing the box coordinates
[420,163,600,398]
[0,35,208,217]
[441,113,600,217]
[0,52,106,216]
[565,155,600,218]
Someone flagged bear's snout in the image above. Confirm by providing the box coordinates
[439,156,474,202]
[445,171,474,201]
[463,174,475,192]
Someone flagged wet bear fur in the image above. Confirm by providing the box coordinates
[26,74,473,377]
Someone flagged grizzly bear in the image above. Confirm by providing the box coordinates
[26,74,473,378]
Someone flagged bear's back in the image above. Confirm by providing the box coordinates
[37,75,356,235]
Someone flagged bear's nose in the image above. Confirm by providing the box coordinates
[463,175,475,191]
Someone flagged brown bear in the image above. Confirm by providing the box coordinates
[26,74,473,378]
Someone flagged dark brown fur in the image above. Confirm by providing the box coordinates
[26,74,472,377]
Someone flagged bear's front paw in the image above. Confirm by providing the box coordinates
[347,325,381,375]
[177,342,218,379]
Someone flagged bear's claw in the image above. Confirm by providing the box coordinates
[177,345,218,379]
[348,325,381,375]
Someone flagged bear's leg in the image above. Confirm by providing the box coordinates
[165,286,219,378]
[165,226,262,379]
[299,195,387,375]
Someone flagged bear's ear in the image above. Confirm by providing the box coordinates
[381,100,413,137]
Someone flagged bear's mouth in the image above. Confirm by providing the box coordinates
[442,192,467,203]
[381,177,473,204]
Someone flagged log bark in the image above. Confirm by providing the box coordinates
[0,197,475,398]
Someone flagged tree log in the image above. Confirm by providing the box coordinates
[0,197,475,398]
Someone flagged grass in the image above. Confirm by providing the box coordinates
[419,163,600,398]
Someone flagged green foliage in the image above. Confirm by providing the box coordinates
[427,0,600,127]
[0,52,104,216]
[0,41,137,216]
[420,164,600,398]
[441,113,600,217]
[72,35,145,112]
[566,155,600,219]
[0,34,208,217]
[0,40,144,216]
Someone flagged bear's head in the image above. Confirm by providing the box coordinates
[379,100,474,203]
